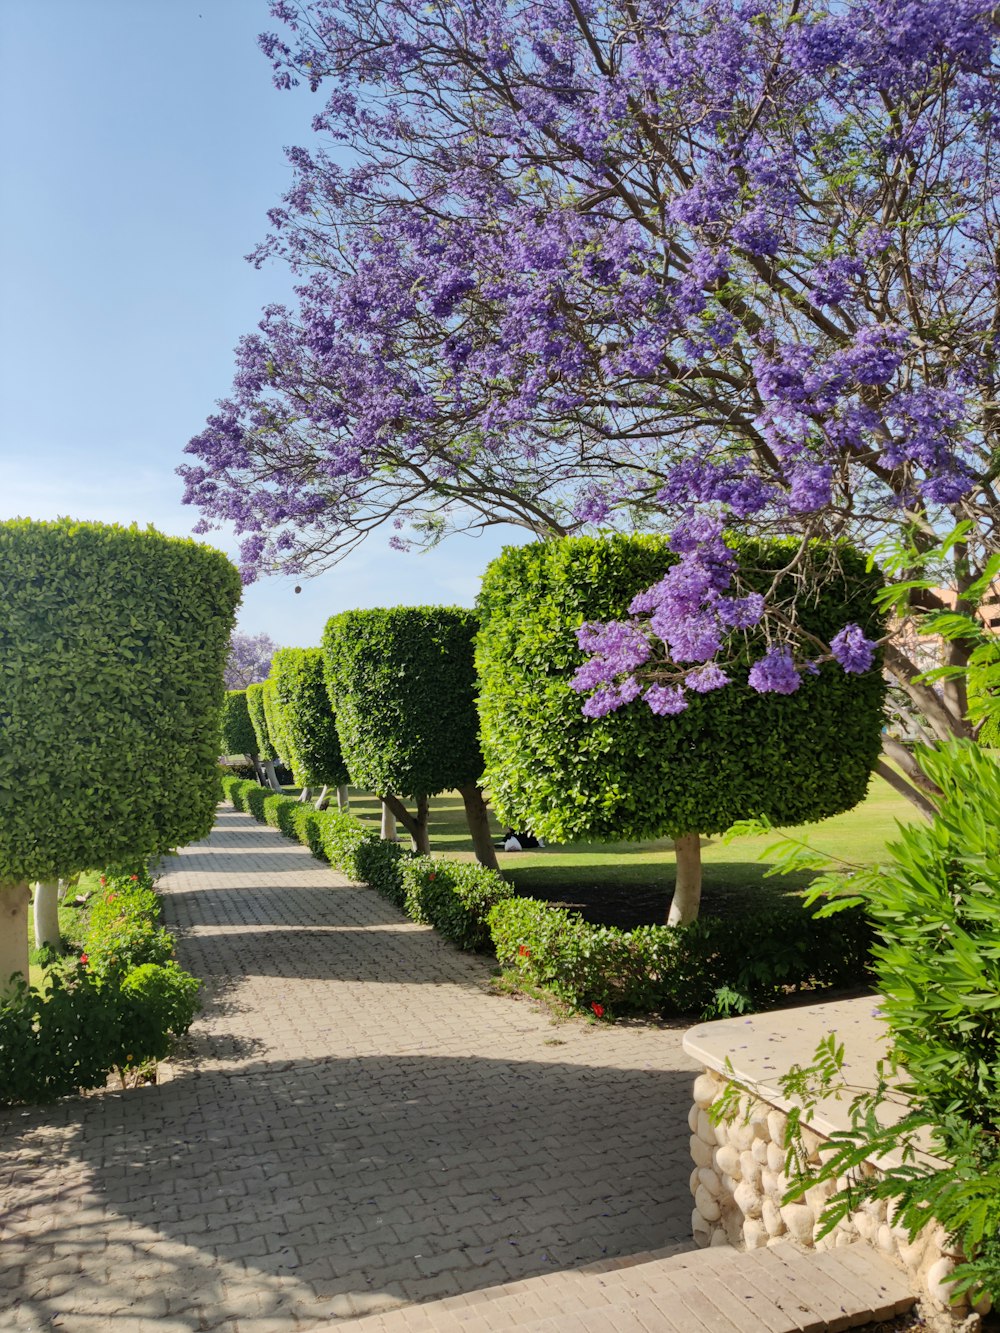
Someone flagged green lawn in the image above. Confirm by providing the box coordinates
[338,775,916,925]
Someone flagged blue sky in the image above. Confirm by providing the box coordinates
[0,0,525,646]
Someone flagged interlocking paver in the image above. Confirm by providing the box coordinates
[0,806,699,1330]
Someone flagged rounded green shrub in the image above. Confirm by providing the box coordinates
[0,518,241,881]
[220,690,258,757]
[246,682,278,761]
[322,606,484,799]
[269,647,349,789]
[476,535,886,843]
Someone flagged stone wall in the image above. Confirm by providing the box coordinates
[687,1066,982,1321]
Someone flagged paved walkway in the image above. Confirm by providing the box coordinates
[1,807,701,1332]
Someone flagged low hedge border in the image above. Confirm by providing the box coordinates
[221,778,874,1017]
[487,895,873,1020]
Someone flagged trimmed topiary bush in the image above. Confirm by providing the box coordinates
[269,648,350,796]
[246,682,278,761]
[220,690,260,769]
[322,606,498,866]
[0,518,240,987]
[477,535,885,923]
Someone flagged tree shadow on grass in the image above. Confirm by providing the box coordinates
[1,1051,699,1330]
[505,861,815,928]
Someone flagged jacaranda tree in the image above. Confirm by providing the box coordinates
[182,0,1000,811]
[224,631,278,690]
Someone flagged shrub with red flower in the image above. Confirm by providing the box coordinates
[591,1002,605,1018]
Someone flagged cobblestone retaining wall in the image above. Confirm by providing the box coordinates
[688,1067,983,1320]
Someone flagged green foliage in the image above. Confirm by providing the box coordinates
[402,859,517,951]
[269,647,349,788]
[289,803,328,859]
[220,775,253,810]
[80,865,175,982]
[476,535,885,841]
[0,518,241,880]
[246,682,277,761]
[220,690,258,757]
[262,676,291,762]
[322,606,484,799]
[740,742,1000,1304]
[117,962,201,1064]
[1,861,201,1104]
[245,784,273,822]
[487,895,872,1019]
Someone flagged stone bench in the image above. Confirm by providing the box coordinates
[681,996,985,1323]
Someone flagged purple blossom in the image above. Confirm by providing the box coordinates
[830,624,877,673]
[644,685,688,716]
[685,664,731,693]
[748,647,802,695]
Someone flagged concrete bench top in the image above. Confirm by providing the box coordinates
[682,995,939,1169]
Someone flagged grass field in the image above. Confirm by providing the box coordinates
[338,773,916,925]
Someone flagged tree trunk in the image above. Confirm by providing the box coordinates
[0,881,30,994]
[381,792,432,854]
[381,800,398,841]
[249,754,265,784]
[668,834,702,926]
[459,784,499,870]
[32,880,60,954]
[313,785,330,810]
[336,785,350,812]
[297,787,312,804]
[263,759,282,791]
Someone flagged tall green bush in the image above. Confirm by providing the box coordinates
[269,647,349,794]
[323,607,498,866]
[0,518,240,987]
[220,690,259,761]
[476,535,885,923]
[246,682,277,760]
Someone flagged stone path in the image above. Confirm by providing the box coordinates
[0,807,701,1332]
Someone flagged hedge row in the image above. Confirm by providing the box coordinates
[222,777,873,1017]
[487,895,873,1019]
[1,865,201,1104]
[221,777,514,951]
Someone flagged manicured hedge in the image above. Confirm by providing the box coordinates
[401,859,516,952]
[476,535,886,843]
[269,647,349,790]
[220,690,258,758]
[487,895,873,1019]
[246,682,278,761]
[0,518,241,882]
[322,606,484,799]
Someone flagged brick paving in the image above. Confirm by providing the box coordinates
[0,806,701,1332]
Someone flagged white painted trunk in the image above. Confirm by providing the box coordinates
[380,802,398,841]
[0,881,30,993]
[336,785,350,812]
[667,833,703,926]
[297,787,312,804]
[32,880,60,954]
[263,760,282,791]
[314,786,330,810]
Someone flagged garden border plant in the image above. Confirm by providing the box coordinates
[1,862,201,1104]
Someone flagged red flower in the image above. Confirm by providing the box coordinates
[591,1003,605,1018]
[80,954,89,966]
[518,944,531,959]
[130,874,138,882]
[106,892,117,903]
[427,872,436,881]
[99,877,106,887]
